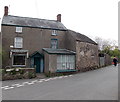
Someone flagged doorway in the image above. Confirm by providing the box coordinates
[34,57,41,73]
[30,52,44,73]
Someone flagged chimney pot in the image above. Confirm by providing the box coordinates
[57,14,61,22]
[4,6,8,16]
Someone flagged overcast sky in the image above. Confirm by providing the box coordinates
[0,0,119,43]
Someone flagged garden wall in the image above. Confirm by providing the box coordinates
[1,68,36,80]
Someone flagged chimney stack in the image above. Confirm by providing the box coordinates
[57,14,61,22]
[4,6,8,16]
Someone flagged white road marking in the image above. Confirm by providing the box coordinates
[48,78,54,80]
[27,82,34,85]
[37,80,43,83]
[16,84,24,87]
[2,74,74,90]
[52,77,59,79]
[48,78,55,80]
[23,82,30,85]
[44,79,50,81]
[39,79,46,81]
[69,75,73,77]
[31,80,38,83]
[4,87,14,90]
[58,76,64,78]
[63,76,68,78]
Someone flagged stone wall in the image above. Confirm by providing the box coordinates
[76,41,99,71]
[1,68,36,80]
[105,54,112,66]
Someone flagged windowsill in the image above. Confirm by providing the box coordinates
[51,34,57,36]
[12,65,26,67]
[14,47,22,49]
[15,32,22,34]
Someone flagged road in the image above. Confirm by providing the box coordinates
[2,65,118,100]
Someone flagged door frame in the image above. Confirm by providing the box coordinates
[30,51,44,73]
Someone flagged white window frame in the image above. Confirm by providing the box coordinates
[12,54,26,67]
[52,30,57,36]
[16,27,22,33]
[14,37,23,48]
[57,55,75,70]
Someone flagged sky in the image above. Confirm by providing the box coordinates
[0,0,119,44]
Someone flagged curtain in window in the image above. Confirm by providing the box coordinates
[51,39,57,49]
[14,37,23,48]
[57,55,75,70]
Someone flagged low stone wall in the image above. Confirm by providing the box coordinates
[1,68,36,81]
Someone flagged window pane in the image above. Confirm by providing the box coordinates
[14,37,23,48]
[13,56,25,65]
[57,55,75,70]
[52,30,57,36]
[16,27,22,33]
[51,39,57,49]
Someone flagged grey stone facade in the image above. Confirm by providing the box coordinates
[76,41,99,70]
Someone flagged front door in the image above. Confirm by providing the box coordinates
[34,57,41,73]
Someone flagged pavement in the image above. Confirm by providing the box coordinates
[1,65,118,100]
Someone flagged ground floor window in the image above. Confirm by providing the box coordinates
[57,55,75,70]
[12,55,26,66]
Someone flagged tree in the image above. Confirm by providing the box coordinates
[112,48,120,58]
[94,37,117,51]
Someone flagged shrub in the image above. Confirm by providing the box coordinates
[28,72,35,79]
[10,68,16,75]
[1,69,7,75]
[19,69,24,74]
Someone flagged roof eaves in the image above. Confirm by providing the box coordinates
[42,48,76,55]
[76,39,98,45]
[1,24,68,31]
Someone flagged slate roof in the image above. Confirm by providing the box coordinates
[2,15,97,45]
[68,30,97,45]
[42,48,76,55]
[2,15,67,31]
[30,51,44,57]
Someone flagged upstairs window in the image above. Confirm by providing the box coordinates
[14,37,23,48]
[52,30,57,36]
[16,27,22,33]
[51,39,58,49]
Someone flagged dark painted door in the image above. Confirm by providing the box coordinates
[34,57,41,73]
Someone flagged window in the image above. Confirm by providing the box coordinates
[13,55,26,66]
[14,37,23,48]
[57,55,75,70]
[52,30,57,36]
[51,39,58,49]
[16,27,22,33]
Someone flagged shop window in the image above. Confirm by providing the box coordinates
[57,55,75,70]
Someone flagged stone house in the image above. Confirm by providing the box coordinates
[1,6,99,73]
